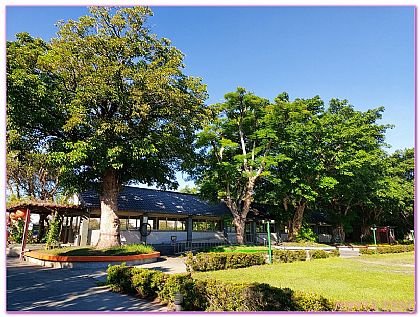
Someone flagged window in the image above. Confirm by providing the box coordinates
[128,217,141,230]
[88,218,100,230]
[256,222,266,233]
[156,217,187,231]
[148,218,157,230]
[193,219,222,231]
[224,220,235,233]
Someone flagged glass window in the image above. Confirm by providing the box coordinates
[120,218,129,230]
[88,218,100,230]
[193,220,222,231]
[256,222,266,233]
[148,218,157,230]
[128,217,140,230]
[224,220,235,233]
[158,219,167,230]
[166,219,176,230]
[155,217,186,231]
[177,220,186,231]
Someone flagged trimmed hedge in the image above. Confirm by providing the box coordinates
[106,265,334,311]
[272,250,307,263]
[185,249,340,272]
[359,244,414,255]
[184,252,265,272]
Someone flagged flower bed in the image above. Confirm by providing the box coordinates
[24,244,160,268]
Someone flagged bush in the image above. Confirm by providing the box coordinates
[185,252,265,272]
[272,250,307,263]
[295,225,317,243]
[131,269,166,298]
[106,265,334,311]
[309,250,329,259]
[328,249,340,257]
[157,273,200,310]
[45,212,63,249]
[360,244,414,255]
[106,263,136,293]
[397,239,414,245]
[292,291,334,311]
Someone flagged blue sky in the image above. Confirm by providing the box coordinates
[6,6,415,188]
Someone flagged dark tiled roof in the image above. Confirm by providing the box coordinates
[79,186,230,217]
[307,211,331,225]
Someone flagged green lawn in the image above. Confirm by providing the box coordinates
[194,252,415,311]
[205,242,331,253]
[38,244,155,256]
[205,245,269,253]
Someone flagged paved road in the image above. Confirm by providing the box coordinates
[7,258,167,312]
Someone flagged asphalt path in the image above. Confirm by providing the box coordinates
[7,258,167,312]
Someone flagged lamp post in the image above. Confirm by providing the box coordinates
[263,220,275,264]
[370,224,377,253]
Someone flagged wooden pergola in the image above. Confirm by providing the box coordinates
[6,201,89,260]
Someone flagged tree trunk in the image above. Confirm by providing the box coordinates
[288,201,307,241]
[96,168,121,248]
[332,224,345,243]
[233,216,246,245]
[38,214,47,242]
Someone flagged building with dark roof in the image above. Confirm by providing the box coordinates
[72,186,333,252]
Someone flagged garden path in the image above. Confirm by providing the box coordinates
[6,257,167,312]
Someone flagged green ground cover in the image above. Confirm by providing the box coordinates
[278,242,331,247]
[205,245,268,253]
[37,244,155,256]
[206,242,331,253]
[194,252,414,311]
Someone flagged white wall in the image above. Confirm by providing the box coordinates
[146,231,187,245]
[256,233,280,244]
[121,231,142,244]
[89,230,100,246]
[192,231,226,243]
[88,230,227,245]
[318,234,332,243]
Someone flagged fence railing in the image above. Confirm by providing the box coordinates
[172,237,228,255]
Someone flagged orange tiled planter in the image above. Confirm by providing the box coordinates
[25,251,160,262]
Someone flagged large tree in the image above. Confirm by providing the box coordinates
[264,93,326,240]
[7,33,65,202]
[194,88,278,244]
[317,99,391,242]
[7,7,208,248]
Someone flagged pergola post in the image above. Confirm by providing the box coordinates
[19,208,31,261]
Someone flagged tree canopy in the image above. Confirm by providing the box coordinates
[7,7,209,247]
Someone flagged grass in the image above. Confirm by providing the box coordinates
[205,242,331,253]
[38,244,155,256]
[205,245,269,253]
[193,252,414,311]
[278,241,331,247]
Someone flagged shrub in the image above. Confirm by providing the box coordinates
[360,244,414,255]
[106,263,136,293]
[309,250,329,259]
[131,269,166,298]
[185,252,265,272]
[397,239,414,245]
[272,250,307,263]
[45,212,63,249]
[106,265,334,312]
[292,291,334,311]
[157,273,199,310]
[328,249,340,257]
[295,224,317,243]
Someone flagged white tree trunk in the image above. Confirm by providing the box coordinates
[96,169,121,248]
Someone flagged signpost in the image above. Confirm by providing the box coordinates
[263,220,275,264]
[370,224,377,254]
